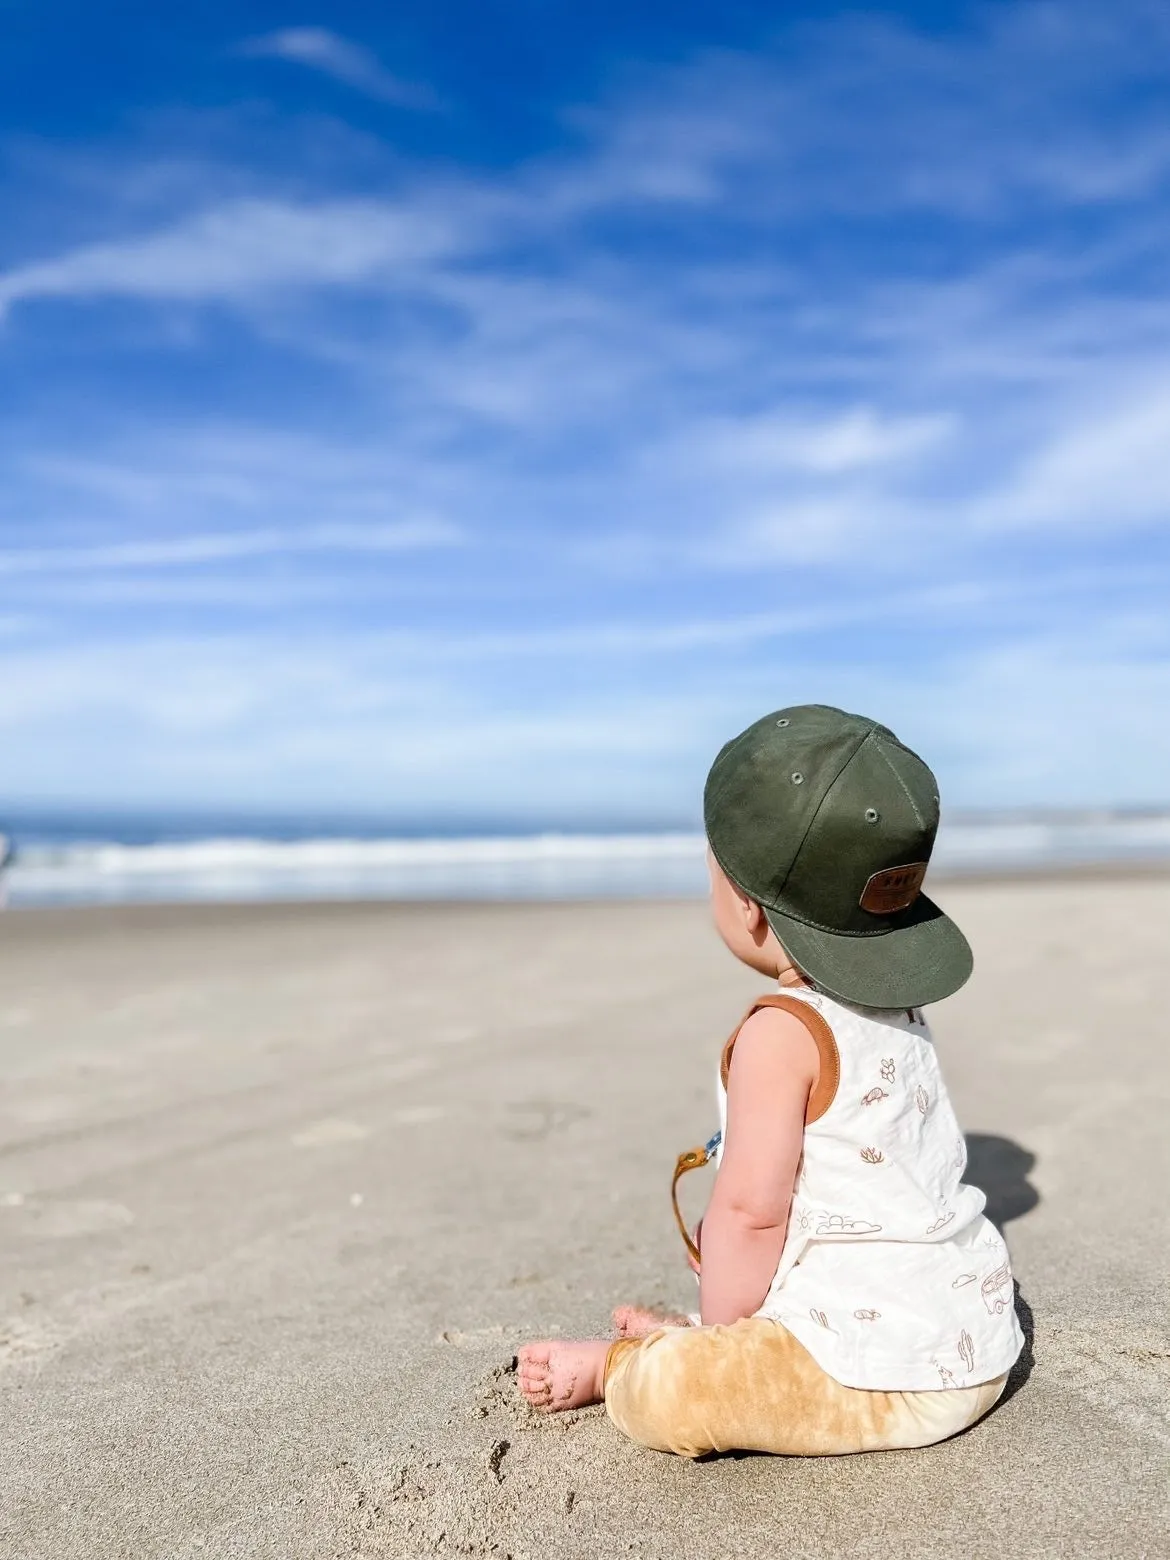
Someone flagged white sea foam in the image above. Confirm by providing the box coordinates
[5,831,708,906]
[4,814,1169,907]
[935,813,1170,870]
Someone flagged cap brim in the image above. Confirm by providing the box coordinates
[764,893,973,1009]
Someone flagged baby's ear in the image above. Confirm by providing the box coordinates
[741,895,765,933]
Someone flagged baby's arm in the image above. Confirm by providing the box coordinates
[698,1006,817,1327]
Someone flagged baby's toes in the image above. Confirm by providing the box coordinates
[517,1371,551,1406]
[518,1346,547,1377]
[516,1344,553,1406]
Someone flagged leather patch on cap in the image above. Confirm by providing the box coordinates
[859,861,928,915]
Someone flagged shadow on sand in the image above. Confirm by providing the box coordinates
[965,1133,1040,1230]
[965,1132,1039,1404]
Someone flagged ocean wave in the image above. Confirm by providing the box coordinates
[4,814,1169,907]
[935,812,1170,868]
[12,830,705,875]
[3,831,709,906]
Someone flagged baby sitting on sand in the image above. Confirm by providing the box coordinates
[518,705,1024,1457]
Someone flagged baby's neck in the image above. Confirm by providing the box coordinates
[776,960,810,989]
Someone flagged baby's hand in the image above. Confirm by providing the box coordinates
[612,1304,691,1338]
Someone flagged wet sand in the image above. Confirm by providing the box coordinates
[1,883,1167,1558]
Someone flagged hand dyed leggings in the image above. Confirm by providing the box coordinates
[604,1316,1007,1459]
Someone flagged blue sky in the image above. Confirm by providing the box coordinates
[2,0,1169,827]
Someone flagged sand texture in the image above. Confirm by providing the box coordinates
[1,885,1168,1558]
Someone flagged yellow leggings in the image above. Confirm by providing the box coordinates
[604,1317,1007,1459]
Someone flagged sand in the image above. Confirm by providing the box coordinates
[1,882,1167,1559]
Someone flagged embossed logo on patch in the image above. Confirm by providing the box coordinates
[859,861,927,915]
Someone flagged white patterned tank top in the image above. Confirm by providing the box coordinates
[715,986,1025,1392]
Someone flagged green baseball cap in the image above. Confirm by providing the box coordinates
[704,704,971,1008]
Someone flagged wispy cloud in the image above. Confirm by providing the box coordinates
[660,408,955,478]
[978,380,1170,531]
[240,28,440,110]
[3,605,1168,812]
[0,520,458,575]
[541,14,1169,231]
[0,197,464,319]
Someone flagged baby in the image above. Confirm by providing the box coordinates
[518,704,1024,1457]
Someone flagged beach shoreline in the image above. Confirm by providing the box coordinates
[6,810,1170,911]
[5,848,1170,924]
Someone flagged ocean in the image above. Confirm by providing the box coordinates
[2,809,1169,908]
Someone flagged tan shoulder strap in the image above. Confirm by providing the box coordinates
[670,995,841,1271]
[719,993,840,1124]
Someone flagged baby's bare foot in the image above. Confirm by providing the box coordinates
[611,1304,691,1338]
[516,1339,609,1413]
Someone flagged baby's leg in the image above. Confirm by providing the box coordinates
[517,1339,610,1413]
[605,1318,1009,1458]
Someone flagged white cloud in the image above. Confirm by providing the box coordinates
[980,381,1170,531]
[556,5,1170,220]
[671,408,954,476]
[5,6,1169,330]
[906,627,1170,807]
[0,627,729,815]
[1,424,475,572]
[724,496,916,566]
[0,197,462,318]
[241,28,439,110]
[0,520,458,575]
[2,609,1168,812]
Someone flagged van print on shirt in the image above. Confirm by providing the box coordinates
[981,1260,1013,1316]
